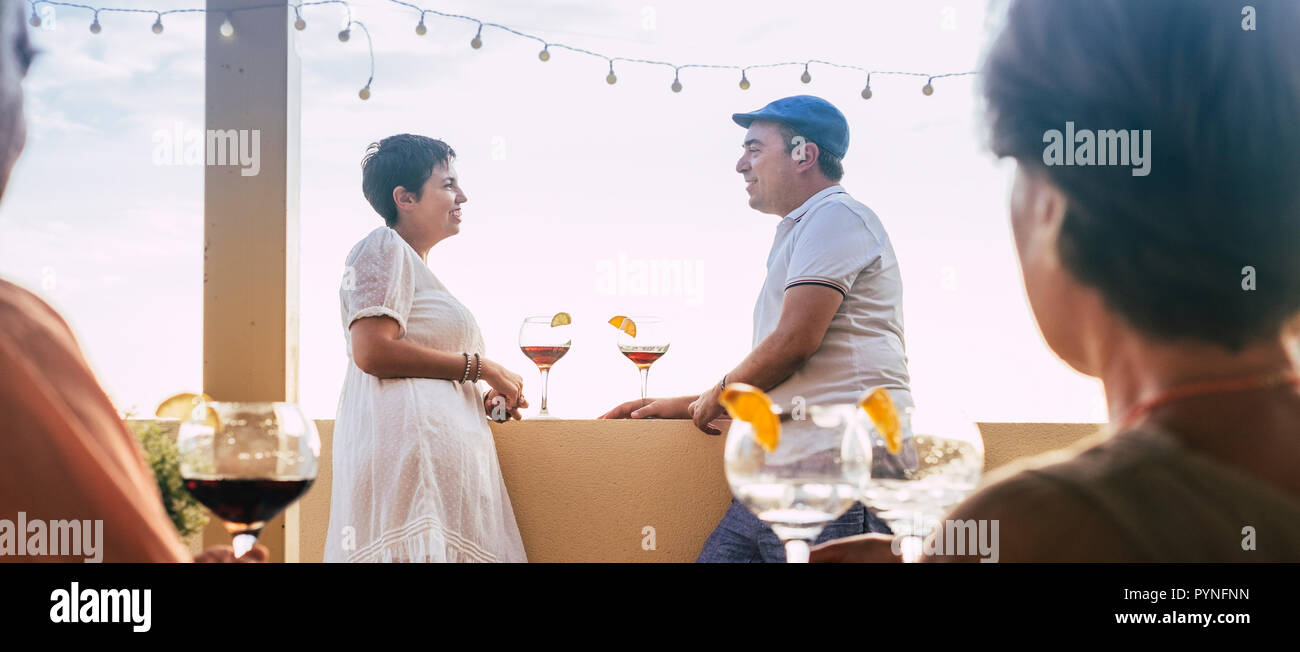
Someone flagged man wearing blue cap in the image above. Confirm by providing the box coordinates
[601,95,910,562]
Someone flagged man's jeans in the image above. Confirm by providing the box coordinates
[696,499,892,563]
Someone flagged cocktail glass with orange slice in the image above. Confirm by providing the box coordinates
[609,315,669,404]
[720,384,869,563]
[853,387,985,562]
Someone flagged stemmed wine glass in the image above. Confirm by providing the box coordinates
[177,401,321,559]
[519,315,573,418]
[852,394,984,562]
[616,315,669,403]
[724,403,868,563]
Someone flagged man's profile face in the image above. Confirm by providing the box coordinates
[735,120,797,215]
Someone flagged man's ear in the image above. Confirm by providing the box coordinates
[792,140,821,174]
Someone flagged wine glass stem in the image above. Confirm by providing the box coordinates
[233,532,258,559]
[784,539,812,563]
[638,366,650,402]
[539,368,550,415]
[900,535,924,563]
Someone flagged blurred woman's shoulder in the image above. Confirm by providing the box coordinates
[939,426,1300,562]
[0,278,77,349]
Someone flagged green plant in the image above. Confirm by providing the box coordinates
[131,422,209,538]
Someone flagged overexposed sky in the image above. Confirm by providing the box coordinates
[3,0,1106,422]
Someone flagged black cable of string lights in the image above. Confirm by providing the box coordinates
[25,0,977,100]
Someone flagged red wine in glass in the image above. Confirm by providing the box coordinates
[519,316,574,418]
[521,344,570,368]
[182,477,315,540]
[177,402,321,558]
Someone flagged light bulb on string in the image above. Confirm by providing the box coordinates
[538,45,550,61]
[471,24,482,49]
[605,61,617,85]
[359,85,371,100]
[739,70,751,90]
[338,27,351,42]
[861,73,872,99]
[28,12,40,28]
[89,13,101,34]
[152,14,164,35]
[294,11,306,31]
[415,16,427,36]
[800,64,811,84]
[671,70,682,93]
[922,77,934,96]
[219,13,234,38]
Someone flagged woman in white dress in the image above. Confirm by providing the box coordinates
[325,135,528,563]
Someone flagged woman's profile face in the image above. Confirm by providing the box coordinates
[401,161,466,241]
[1009,164,1097,376]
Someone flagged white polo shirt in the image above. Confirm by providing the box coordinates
[752,184,912,410]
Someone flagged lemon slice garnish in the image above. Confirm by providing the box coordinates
[156,392,219,428]
[859,387,901,455]
[719,383,781,453]
[550,312,572,327]
[607,315,637,338]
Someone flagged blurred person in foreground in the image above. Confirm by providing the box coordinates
[815,0,1300,563]
[0,3,262,562]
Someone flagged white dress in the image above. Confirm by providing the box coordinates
[324,226,527,563]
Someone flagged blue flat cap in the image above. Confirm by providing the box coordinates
[732,95,849,159]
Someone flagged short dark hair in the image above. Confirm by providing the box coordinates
[360,134,456,227]
[774,122,844,182]
[982,0,1300,350]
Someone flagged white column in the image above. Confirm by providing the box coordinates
[203,0,302,562]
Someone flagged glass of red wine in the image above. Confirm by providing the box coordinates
[617,315,670,403]
[177,402,321,558]
[519,314,573,418]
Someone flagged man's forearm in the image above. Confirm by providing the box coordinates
[721,329,815,392]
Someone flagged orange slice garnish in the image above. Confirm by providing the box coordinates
[550,312,572,327]
[859,387,901,454]
[719,383,780,453]
[607,315,637,338]
[156,392,220,428]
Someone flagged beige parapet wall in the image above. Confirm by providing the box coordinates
[276,419,1100,563]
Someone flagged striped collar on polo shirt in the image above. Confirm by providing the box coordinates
[782,185,847,223]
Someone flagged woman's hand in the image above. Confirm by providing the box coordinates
[479,358,525,409]
[484,388,527,421]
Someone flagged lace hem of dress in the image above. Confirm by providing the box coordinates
[347,515,502,563]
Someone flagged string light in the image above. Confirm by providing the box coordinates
[25,0,975,103]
